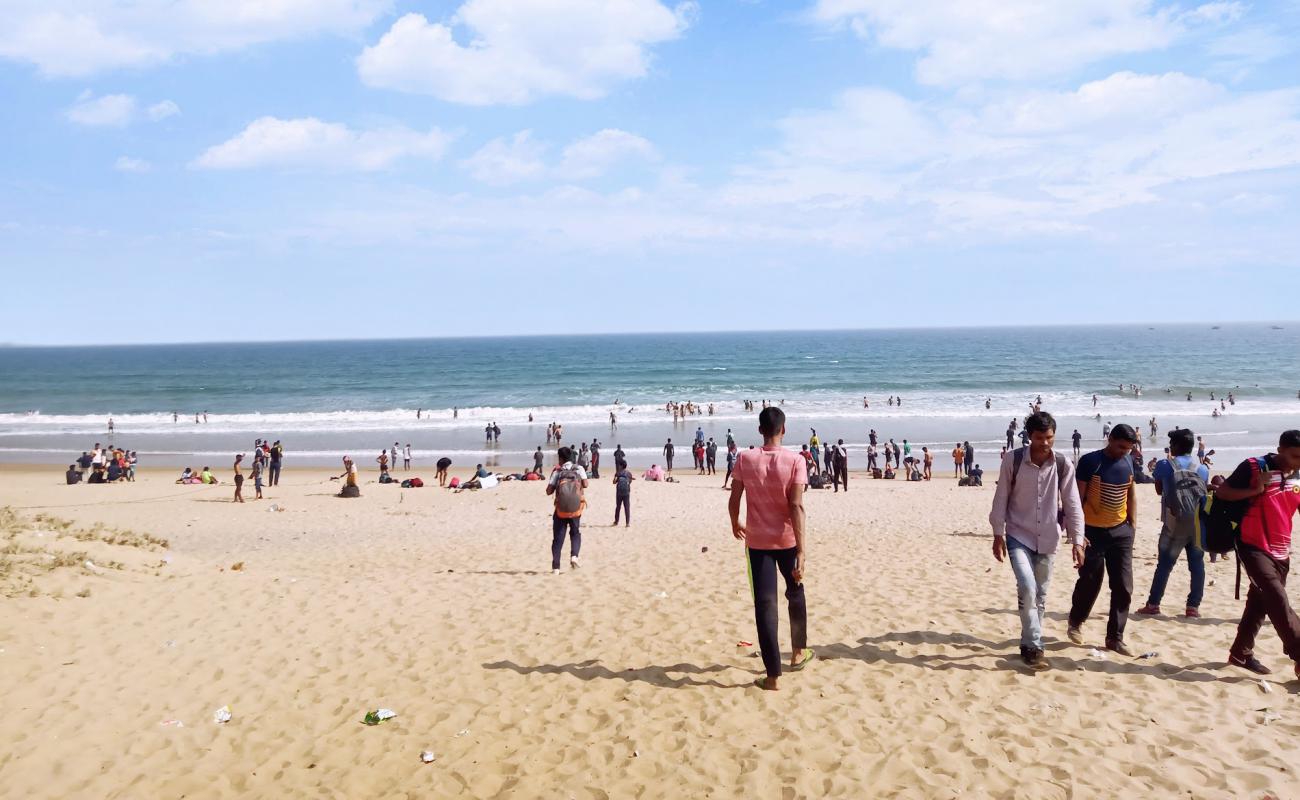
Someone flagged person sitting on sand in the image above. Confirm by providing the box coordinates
[969,464,984,486]
[66,463,83,485]
[106,459,123,482]
[643,464,665,482]
[199,466,218,484]
[177,467,193,484]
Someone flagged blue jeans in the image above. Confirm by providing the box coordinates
[1145,527,1205,609]
[1007,536,1054,650]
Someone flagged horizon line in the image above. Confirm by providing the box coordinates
[1,319,1292,349]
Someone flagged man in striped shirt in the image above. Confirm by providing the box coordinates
[1068,424,1140,656]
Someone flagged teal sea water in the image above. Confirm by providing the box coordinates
[2,325,1297,466]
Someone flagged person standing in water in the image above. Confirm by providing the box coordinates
[728,406,812,691]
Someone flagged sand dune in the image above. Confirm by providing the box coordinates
[1,465,1296,799]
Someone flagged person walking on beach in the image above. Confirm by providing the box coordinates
[922,447,933,480]
[1071,429,1082,459]
[546,446,588,574]
[964,441,975,477]
[833,439,848,493]
[269,441,283,486]
[1218,430,1300,677]
[1067,424,1139,655]
[723,443,738,489]
[728,406,812,691]
[1136,428,1209,619]
[589,439,601,479]
[436,457,452,486]
[990,411,1085,669]
[706,438,718,475]
[663,438,675,473]
[251,457,264,500]
[533,447,545,476]
[232,454,245,503]
[823,442,835,482]
[612,460,634,527]
[404,444,412,471]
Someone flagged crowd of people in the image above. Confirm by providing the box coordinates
[67,443,137,484]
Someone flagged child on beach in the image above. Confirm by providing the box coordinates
[233,454,245,503]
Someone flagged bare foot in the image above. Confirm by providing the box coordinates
[755,676,778,691]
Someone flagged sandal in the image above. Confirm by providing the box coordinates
[790,648,816,672]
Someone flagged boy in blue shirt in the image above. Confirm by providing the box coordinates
[1137,428,1210,617]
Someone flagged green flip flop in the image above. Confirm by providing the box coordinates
[790,648,816,672]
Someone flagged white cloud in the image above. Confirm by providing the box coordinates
[460,128,659,184]
[725,72,1300,235]
[357,0,695,105]
[147,99,180,121]
[65,91,181,126]
[114,156,151,172]
[813,0,1238,85]
[65,92,136,126]
[193,117,454,171]
[459,131,549,185]
[558,129,658,179]
[0,1,390,77]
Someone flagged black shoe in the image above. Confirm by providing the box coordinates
[1229,653,1272,675]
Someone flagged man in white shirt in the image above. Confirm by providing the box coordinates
[990,411,1086,670]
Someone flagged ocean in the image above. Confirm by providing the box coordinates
[2,325,1297,468]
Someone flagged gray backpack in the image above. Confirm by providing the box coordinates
[1163,457,1207,538]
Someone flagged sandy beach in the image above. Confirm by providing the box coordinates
[1,463,1297,799]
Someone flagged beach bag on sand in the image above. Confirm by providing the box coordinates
[554,468,585,518]
[449,477,460,489]
[409,477,423,488]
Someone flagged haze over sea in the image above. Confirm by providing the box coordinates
[3,324,1297,467]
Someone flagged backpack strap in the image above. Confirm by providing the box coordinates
[1004,447,1026,518]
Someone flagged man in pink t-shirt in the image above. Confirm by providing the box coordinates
[728,406,813,691]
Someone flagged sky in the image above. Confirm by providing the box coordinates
[1,0,1299,345]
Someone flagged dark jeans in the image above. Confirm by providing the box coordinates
[834,463,847,492]
[665,455,673,471]
[268,463,280,486]
[614,494,630,525]
[1231,545,1300,663]
[748,547,807,678]
[1069,523,1134,643]
[551,515,581,569]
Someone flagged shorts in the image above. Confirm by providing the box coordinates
[235,474,245,486]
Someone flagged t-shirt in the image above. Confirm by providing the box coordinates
[615,469,633,496]
[547,462,588,487]
[734,445,807,550]
[1226,455,1300,559]
[438,457,453,469]
[1072,432,1082,446]
[1076,449,1134,529]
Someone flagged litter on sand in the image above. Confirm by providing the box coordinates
[420,751,436,763]
[737,641,754,648]
[363,709,397,726]
[213,706,232,724]
[1087,649,1108,659]
[455,729,470,737]
[1138,651,1159,659]
[653,591,668,599]
[159,719,184,728]
[1260,679,1273,694]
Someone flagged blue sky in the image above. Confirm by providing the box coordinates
[2,0,1299,345]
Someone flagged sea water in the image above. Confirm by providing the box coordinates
[2,324,1297,467]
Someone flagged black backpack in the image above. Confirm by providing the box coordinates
[1203,457,1267,554]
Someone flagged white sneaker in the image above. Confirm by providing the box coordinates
[570,556,581,570]
[552,568,561,575]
